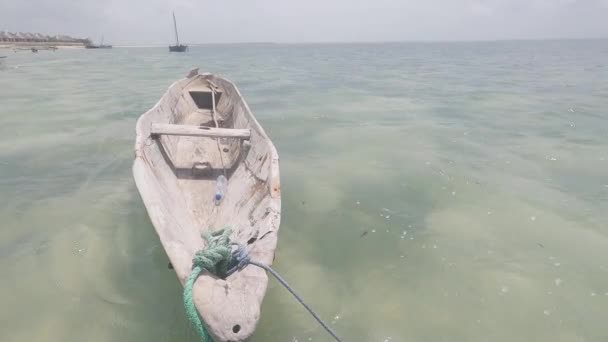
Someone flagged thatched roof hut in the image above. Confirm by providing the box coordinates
[0,31,84,44]
[22,32,35,41]
[33,33,48,42]
[56,34,74,42]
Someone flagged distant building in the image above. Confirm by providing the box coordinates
[0,31,89,45]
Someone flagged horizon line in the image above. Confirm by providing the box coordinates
[112,36,607,47]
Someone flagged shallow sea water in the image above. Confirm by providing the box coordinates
[0,40,607,341]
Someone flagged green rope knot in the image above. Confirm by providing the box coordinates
[183,228,234,342]
[180,227,343,342]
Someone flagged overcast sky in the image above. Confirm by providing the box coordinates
[1,0,607,44]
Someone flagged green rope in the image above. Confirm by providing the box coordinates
[183,228,233,342]
[183,227,343,342]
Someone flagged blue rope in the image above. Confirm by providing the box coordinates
[185,232,343,342]
[250,261,343,342]
[227,245,343,342]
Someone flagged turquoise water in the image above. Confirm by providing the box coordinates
[1,40,607,341]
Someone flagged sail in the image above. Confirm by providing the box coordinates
[173,12,180,46]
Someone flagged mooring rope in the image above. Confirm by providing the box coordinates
[250,260,343,342]
[183,229,233,342]
[183,228,343,342]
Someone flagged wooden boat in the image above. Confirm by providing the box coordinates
[169,12,188,52]
[133,70,281,341]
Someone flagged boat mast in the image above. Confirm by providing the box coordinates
[172,12,180,46]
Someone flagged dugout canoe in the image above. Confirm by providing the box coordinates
[133,69,281,341]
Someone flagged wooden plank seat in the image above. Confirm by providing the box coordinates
[151,123,251,140]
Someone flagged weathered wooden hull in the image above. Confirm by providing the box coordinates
[133,71,281,341]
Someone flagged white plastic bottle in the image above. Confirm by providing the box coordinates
[214,175,228,206]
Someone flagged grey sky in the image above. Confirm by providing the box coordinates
[1,0,607,44]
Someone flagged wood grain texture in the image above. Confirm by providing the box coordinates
[133,71,281,342]
[151,123,251,139]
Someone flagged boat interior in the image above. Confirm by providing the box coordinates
[135,73,280,261]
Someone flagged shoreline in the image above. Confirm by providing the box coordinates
[0,43,86,49]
